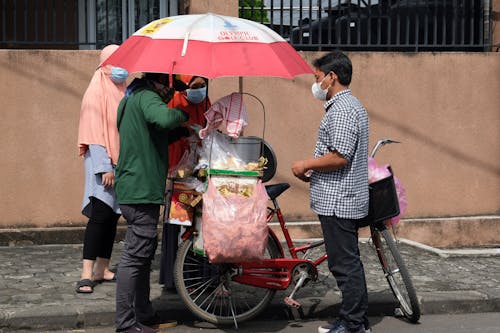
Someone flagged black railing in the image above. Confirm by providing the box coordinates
[1,0,79,49]
[1,0,493,51]
[0,0,176,49]
[239,0,493,52]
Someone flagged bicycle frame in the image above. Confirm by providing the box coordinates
[233,196,327,291]
[207,138,402,303]
[175,138,420,323]
[180,191,327,292]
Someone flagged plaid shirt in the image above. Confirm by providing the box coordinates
[309,89,369,219]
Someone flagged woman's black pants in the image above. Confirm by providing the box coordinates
[82,196,120,260]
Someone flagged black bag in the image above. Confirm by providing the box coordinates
[358,166,400,228]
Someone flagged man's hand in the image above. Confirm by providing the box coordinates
[101,172,115,188]
[291,160,311,183]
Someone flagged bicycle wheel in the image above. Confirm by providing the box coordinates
[174,234,281,325]
[371,225,421,323]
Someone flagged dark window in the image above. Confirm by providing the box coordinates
[0,0,177,49]
[0,0,78,49]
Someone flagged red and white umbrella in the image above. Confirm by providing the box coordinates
[101,13,313,79]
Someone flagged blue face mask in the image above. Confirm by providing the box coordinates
[110,67,129,84]
[186,87,207,104]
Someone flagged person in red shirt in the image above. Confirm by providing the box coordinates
[159,75,211,290]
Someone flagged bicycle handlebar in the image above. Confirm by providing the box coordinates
[370,138,400,158]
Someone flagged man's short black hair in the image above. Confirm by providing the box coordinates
[312,50,352,86]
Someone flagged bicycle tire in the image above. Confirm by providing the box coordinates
[371,225,421,323]
[174,234,281,325]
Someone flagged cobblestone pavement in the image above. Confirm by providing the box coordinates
[1,238,499,332]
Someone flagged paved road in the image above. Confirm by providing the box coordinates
[1,238,499,332]
[6,313,500,333]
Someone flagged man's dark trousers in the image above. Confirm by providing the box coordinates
[116,204,160,330]
[319,214,369,331]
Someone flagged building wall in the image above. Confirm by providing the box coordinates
[0,0,499,235]
[0,50,498,228]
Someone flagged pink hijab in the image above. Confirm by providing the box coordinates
[77,45,126,165]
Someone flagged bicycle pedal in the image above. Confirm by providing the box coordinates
[284,296,301,308]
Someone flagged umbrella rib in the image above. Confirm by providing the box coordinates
[182,32,190,56]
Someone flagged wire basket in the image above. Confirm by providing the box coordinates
[368,166,400,224]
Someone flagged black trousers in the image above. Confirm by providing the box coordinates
[319,214,369,331]
[82,197,120,260]
[159,223,179,288]
[116,204,159,330]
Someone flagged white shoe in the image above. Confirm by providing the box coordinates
[318,322,372,333]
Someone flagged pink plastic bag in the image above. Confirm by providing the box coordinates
[368,157,408,226]
[202,179,269,263]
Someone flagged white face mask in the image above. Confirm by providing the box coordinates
[311,76,329,101]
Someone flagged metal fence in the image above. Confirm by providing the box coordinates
[0,0,177,49]
[240,0,493,51]
[1,0,493,51]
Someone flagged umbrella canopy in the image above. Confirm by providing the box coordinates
[101,13,313,79]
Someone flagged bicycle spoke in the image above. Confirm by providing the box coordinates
[371,227,421,323]
[174,236,280,324]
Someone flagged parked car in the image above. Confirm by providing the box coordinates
[290,0,486,51]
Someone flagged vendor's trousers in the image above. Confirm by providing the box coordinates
[115,204,159,331]
[319,214,369,332]
[159,223,179,288]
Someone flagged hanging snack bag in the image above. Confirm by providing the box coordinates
[202,179,269,263]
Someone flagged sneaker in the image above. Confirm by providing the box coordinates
[318,321,371,333]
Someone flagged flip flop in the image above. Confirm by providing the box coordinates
[75,279,95,293]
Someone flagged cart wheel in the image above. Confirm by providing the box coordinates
[173,234,281,325]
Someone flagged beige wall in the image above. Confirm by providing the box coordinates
[188,0,238,16]
[0,0,499,228]
[0,50,498,228]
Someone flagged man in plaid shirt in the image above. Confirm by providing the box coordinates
[292,51,370,333]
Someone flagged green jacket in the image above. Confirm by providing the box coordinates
[115,80,189,204]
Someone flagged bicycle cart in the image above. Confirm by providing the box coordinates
[172,138,421,327]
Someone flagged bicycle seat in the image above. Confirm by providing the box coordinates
[265,183,290,200]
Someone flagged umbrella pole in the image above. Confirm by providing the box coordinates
[238,77,243,93]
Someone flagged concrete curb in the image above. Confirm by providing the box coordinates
[400,238,500,258]
[2,215,499,248]
[0,226,128,246]
[2,290,500,331]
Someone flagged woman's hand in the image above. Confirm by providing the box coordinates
[101,172,115,188]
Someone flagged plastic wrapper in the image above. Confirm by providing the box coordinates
[202,179,269,263]
[368,157,407,226]
[198,132,246,170]
[168,135,199,178]
[167,180,203,226]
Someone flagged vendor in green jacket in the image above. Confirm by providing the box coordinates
[114,72,189,333]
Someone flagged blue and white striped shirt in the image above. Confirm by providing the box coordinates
[309,89,369,219]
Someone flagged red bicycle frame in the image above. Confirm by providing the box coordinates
[232,197,328,291]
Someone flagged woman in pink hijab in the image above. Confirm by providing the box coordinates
[76,45,128,293]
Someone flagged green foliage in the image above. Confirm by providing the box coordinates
[239,0,269,23]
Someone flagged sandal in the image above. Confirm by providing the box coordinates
[75,279,95,293]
